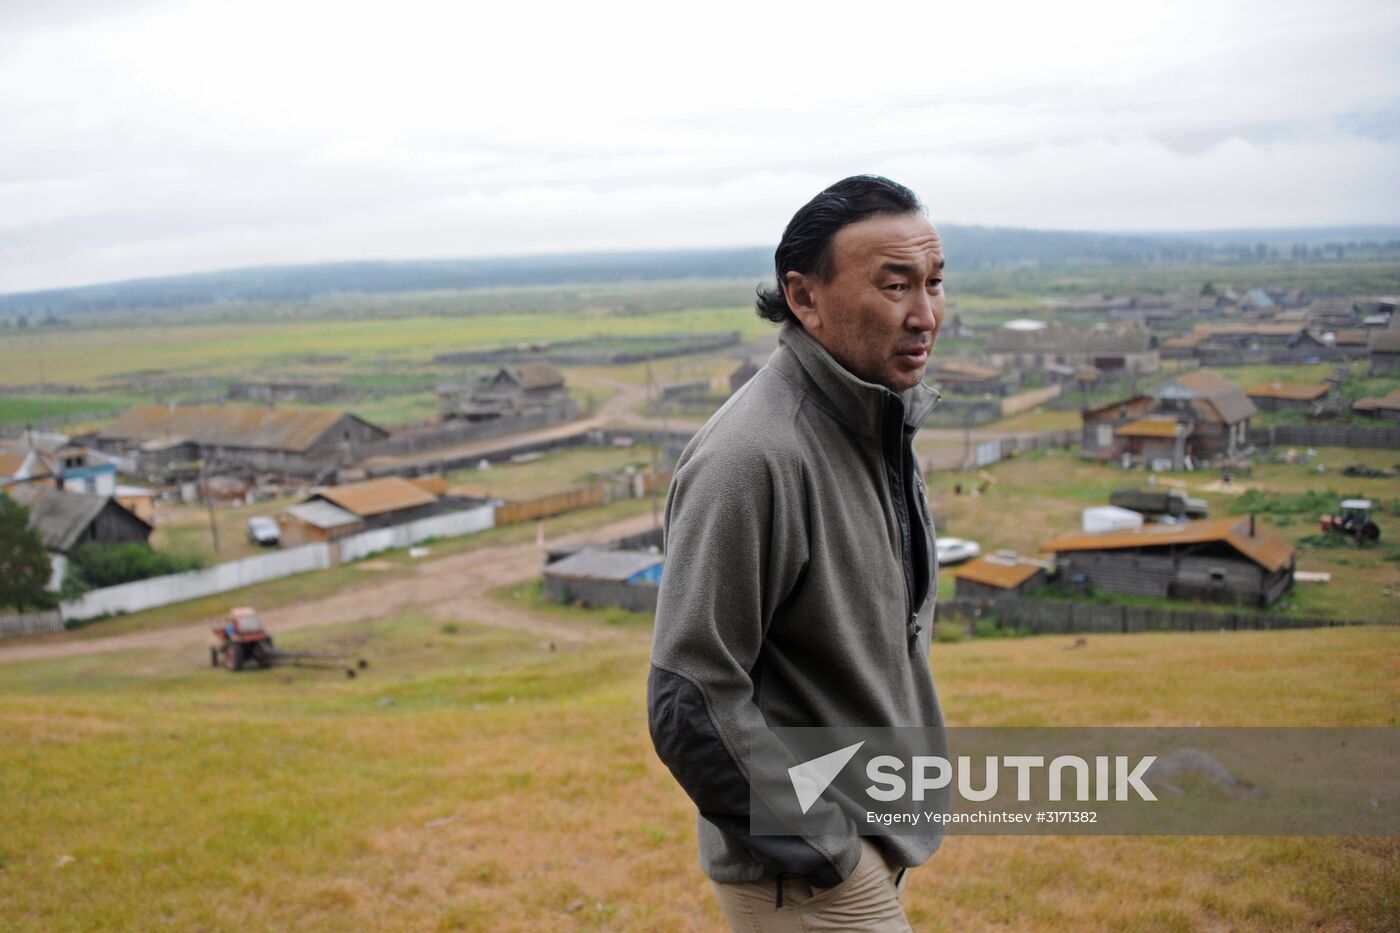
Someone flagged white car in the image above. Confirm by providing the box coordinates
[936,537,981,565]
[247,516,280,547]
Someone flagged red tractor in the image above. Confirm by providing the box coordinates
[210,607,367,677]
[1319,499,1381,544]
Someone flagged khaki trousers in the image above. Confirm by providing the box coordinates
[710,838,912,932]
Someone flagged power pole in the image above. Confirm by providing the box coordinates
[647,362,660,530]
[200,456,220,556]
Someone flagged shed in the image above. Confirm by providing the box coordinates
[1245,382,1330,411]
[1353,387,1400,422]
[954,554,1048,602]
[306,476,439,527]
[542,549,663,611]
[1041,516,1294,607]
[277,500,365,547]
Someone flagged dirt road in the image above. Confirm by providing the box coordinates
[0,512,662,666]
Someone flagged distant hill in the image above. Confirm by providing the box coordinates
[3,225,1397,315]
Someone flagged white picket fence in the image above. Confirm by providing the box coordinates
[58,504,496,624]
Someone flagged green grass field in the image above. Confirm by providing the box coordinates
[1,597,1396,931]
[0,307,768,389]
[0,394,145,427]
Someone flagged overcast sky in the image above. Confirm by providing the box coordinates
[2,0,1398,293]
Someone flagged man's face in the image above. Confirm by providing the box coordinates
[784,212,944,393]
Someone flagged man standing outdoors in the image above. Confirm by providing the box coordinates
[648,175,946,931]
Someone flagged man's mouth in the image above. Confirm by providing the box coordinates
[896,344,930,365]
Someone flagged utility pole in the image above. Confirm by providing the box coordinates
[200,456,220,556]
[647,362,660,530]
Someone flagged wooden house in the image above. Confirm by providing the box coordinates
[1041,516,1295,607]
[442,361,575,422]
[6,485,152,554]
[1370,330,1400,375]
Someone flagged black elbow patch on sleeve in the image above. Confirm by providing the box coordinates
[647,664,843,886]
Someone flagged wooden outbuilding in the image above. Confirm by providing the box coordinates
[1245,382,1330,411]
[542,549,663,612]
[1041,516,1295,607]
[954,554,1048,603]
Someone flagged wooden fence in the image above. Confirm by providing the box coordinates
[937,596,1373,635]
[495,486,607,525]
[0,609,65,640]
[1248,424,1400,450]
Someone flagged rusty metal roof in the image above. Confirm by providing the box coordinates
[1353,387,1400,411]
[1193,323,1303,338]
[309,476,437,517]
[0,450,31,477]
[1042,517,1294,573]
[1116,416,1188,439]
[97,404,383,453]
[1246,382,1329,401]
[955,556,1044,590]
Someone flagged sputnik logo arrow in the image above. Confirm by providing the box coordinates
[788,741,864,814]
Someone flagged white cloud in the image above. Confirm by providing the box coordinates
[0,0,1397,291]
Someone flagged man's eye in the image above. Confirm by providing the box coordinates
[886,283,908,292]
[928,279,943,289]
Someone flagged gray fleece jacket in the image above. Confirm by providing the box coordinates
[647,319,945,891]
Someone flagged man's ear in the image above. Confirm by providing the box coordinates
[783,271,823,333]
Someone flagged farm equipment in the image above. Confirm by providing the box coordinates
[1319,499,1381,544]
[210,607,368,677]
[1109,487,1210,520]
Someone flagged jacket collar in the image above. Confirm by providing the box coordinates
[771,320,941,442]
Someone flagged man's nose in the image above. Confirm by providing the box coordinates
[907,288,940,334]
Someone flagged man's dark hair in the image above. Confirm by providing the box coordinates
[755,175,925,326]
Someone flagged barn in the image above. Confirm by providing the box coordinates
[1041,516,1295,607]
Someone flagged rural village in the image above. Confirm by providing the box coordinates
[1,275,1397,930]
[2,285,1397,639]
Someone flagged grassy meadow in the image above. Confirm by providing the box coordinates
[1,592,1396,931]
[0,306,769,389]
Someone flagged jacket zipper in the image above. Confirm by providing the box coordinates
[884,397,923,656]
